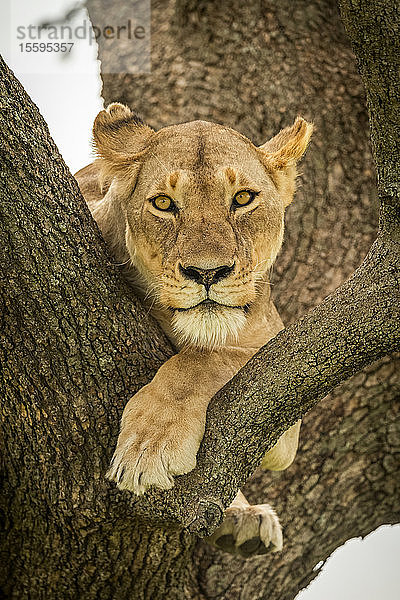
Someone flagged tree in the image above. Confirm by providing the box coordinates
[0,1,399,599]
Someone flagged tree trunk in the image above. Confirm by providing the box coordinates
[0,1,399,599]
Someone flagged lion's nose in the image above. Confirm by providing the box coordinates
[179,263,235,291]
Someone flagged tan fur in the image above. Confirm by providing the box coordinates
[75,104,312,554]
[208,490,283,555]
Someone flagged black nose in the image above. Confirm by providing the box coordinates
[179,263,235,290]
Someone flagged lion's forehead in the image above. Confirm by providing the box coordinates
[147,120,260,172]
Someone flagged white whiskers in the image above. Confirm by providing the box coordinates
[252,257,272,273]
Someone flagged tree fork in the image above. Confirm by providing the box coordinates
[0,0,399,536]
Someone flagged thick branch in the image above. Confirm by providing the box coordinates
[339,0,400,202]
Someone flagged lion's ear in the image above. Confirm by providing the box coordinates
[93,103,155,177]
[259,117,313,169]
[258,117,313,206]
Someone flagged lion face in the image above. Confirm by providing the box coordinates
[93,104,312,348]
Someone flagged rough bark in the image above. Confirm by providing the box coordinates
[0,1,399,599]
[196,356,400,599]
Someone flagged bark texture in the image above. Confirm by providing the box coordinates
[0,0,399,599]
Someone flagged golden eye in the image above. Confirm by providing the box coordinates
[152,195,174,211]
[232,190,257,208]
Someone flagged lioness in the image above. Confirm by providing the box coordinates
[75,103,312,557]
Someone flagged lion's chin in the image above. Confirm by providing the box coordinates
[171,303,247,349]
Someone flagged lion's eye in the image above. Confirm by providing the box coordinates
[232,190,257,208]
[152,195,175,212]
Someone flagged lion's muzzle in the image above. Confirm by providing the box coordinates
[179,263,235,291]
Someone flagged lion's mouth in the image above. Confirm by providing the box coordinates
[174,299,250,312]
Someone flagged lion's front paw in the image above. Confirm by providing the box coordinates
[106,431,200,494]
[106,388,205,494]
[209,503,283,558]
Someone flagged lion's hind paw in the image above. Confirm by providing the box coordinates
[209,503,283,558]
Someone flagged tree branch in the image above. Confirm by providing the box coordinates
[339,0,400,202]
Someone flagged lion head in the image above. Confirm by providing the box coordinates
[91,104,312,348]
